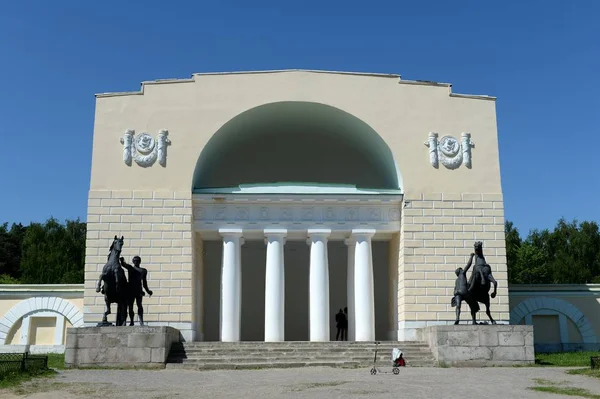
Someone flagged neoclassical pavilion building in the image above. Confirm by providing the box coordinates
[84,70,509,342]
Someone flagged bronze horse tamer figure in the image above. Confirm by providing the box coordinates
[96,235,129,326]
[452,241,499,325]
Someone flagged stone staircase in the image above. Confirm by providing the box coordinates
[166,341,436,370]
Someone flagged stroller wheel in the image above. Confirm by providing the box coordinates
[393,367,400,375]
[370,367,377,375]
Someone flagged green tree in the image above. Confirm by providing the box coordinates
[19,218,86,284]
[546,218,600,284]
[0,222,27,282]
[505,221,522,283]
[506,218,600,284]
[0,274,22,284]
[513,240,550,284]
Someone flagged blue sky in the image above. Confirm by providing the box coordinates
[0,0,598,237]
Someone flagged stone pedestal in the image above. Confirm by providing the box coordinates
[416,325,534,367]
[65,326,181,369]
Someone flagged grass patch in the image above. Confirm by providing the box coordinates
[13,380,65,396]
[0,369,56,389]
[568,369,600,379]
[532,378,566,386]
[12,381,106,396]
[0,353,64,389]
[530,386,600,398]
[536,352,599,367]
[47,353,65,370]
[12,380,161,398]
[531,372,600,398]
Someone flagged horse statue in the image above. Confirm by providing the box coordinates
[467,241,498,324]
[96,235,129,326]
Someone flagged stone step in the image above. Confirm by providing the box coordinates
[176,341,423,346]
[165,360,433,370]
[174,344,428,351]
[165,341,435,370]
[169,351,431,361]
[169,347,431,354]
[169,355,430,362]
[167,356,435,364]
[173,349,427,355]
[167,351,435,358]
[174,346,428,351]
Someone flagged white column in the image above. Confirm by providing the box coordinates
[54,315,66,345]
[353,229,376,341]
[219,228,244,342]
[264,229,287,342]
[307,229,331,342]
[345,238,356,341]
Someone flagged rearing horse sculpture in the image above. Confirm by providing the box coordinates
[96,235,128,326]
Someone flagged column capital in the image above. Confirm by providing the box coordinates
[219,228,243,239]
[351,229,376,240]
[307,229,331,246]
[264,229,287,238]
[307,229,331,238]
[264,229,287,245]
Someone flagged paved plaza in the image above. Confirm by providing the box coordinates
[2,366,600,398]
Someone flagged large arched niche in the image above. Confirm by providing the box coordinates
[192,101,403,193]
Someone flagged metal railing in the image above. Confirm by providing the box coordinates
[0,353,48,377]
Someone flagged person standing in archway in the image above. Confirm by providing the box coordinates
[335,309,345,341]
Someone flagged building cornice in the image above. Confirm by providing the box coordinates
[509,284,600,297]
[0,284,84,299]
[94,69,495,100]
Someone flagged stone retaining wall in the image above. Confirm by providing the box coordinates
[65,326,181,368]
[416,324,534,366]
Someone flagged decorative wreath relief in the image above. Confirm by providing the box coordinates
[424,132,474,169]
[120,130,171,167]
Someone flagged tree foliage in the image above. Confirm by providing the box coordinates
[506,218,600,284]
[0,223,27,280]
[0,218,86,284]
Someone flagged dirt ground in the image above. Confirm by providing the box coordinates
[1,366,600,399]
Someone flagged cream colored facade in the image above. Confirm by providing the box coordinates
[0,285,84,353]
[85,70,509,342]
[510,284,600,352]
